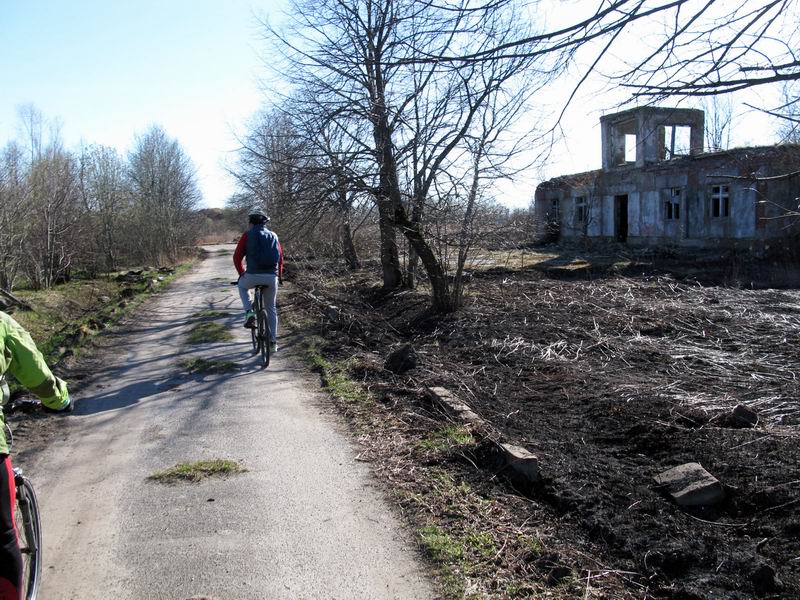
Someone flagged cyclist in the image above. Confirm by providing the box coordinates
[1,310,72,600]
[233,210,284,353]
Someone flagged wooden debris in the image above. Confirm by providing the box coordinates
[0,288,34,312]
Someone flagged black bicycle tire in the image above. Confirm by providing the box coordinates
[15,475,42,600]
[258,287,270,367]
[258,307,270,367]
[250,292,259,353]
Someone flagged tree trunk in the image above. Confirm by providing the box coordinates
[403,191,424,289]
[340,219,360,270]
[369,51,445,304]
[373,109,451,308]
[404,248,418,289]
[451,144,483,310]
[377,201,402,288]
[400,217,455,312]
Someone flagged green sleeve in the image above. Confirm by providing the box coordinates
[4,317,70,410]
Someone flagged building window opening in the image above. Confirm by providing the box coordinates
[624,134,637,162]
[665,187,681,220]
[551,198,560,221]
[664,125,692,158]
[574,196,588,223]
[710,185,730,217]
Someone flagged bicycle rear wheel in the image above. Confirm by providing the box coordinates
[250,293,259,352]
[258,307,270,368]
[257,288,270,367]
[250,319,258,352]
[14,472,42,600]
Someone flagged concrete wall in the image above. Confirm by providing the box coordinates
[601,107,705,170]
[601,196,615,237]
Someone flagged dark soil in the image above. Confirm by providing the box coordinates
[286,253,800,599]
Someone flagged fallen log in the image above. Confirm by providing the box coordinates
[0,288,34,312]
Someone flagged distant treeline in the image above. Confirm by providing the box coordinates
[0,106,201,291]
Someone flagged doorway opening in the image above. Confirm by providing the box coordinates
[615,194,629,242]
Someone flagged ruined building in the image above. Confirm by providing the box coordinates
[534,106,800,248]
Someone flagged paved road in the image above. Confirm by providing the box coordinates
[27,247,435,600]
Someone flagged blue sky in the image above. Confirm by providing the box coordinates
[0,0,284,207]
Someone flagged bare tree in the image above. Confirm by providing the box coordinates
[776,81,800,143]
[230,110,302,214]
[232,104,375,268]
[78,144,131,272]
[127,125,202,265]
[703,95,734,152]
[15,108,84,289]
[382,0,798,137]
[267,0,549,311]
[24,147,83,288]
[1,108,204,288]
[0,142,31,290]
[298,114,372,269]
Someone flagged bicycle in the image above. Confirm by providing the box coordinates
[252,284,272,368]
[233,283,271,368]
[1,379,43,600]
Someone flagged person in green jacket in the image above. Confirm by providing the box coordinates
[1,310,71,600]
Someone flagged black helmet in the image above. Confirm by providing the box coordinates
[248,210,270,225]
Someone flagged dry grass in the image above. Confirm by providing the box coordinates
[282,250,800,599]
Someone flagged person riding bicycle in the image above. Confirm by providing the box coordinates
[233,210,284,353]
[1,310,72,600]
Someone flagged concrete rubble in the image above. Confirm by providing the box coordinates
[654,462,725,507]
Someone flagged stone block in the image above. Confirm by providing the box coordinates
[500,443,540,484]
[427,387,482,424]
[654,462,725,507]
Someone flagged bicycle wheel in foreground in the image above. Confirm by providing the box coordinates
[14,473,42,600]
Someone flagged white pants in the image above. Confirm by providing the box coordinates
[238,273,278,342]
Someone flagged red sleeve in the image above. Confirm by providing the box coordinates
[278,241,284,279]
[233,233,247,275]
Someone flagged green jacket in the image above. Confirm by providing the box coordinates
[1,311,70,454]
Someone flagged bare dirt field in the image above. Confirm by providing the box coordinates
[286,248,800,599]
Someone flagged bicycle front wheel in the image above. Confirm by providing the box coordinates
[14,473,42,600]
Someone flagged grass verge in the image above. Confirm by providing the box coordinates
[304,340,374,407]
[187,322,232,344]
[417,425,475,453]
[148,459,246,484]
[179,357,238,375]
[7,263,194,372]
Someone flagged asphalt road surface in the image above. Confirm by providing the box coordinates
[27,247,435,600]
